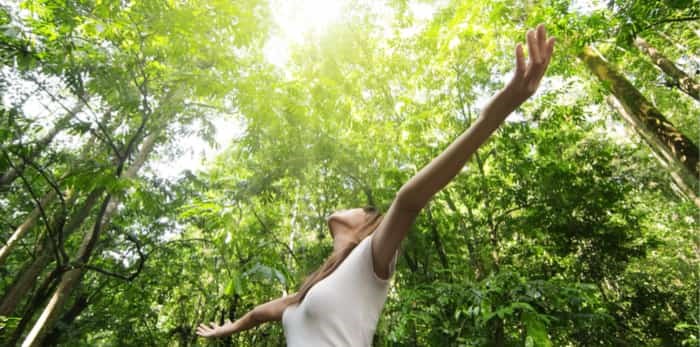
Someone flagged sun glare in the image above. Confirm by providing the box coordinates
[263,0,439,68]
[264,0,346,67]
[273,0,345,42]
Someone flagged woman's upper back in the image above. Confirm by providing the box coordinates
[282,233,399,346]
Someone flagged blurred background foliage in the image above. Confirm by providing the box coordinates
[0,0,698,346]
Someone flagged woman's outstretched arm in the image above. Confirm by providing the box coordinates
[196,293,296,338]
[398,23,555,212]
[371,24,555,278]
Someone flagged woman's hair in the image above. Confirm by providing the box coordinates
[289,206,383,306]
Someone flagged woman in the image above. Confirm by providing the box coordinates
[197,23,555,345]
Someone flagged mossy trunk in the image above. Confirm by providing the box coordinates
[580,46,699,204]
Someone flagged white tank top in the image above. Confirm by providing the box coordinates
[282,233,399,346]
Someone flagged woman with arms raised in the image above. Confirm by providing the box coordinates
[197,23,555,345]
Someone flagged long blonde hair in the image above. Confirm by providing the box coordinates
[289,206,383,306]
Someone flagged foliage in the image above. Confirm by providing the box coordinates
[0,0,697,346]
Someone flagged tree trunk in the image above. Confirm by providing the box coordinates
[425,206,449,269]
[0,128,103,308]
[633,36,699,101]
[0,252,50,316]
[0,104,82,190]
[606,97,700,208]
[0,128,102,267]
[0,188,103,316]
[21,133,158,347]
[285,187,300,295]
[0,190,57,266]
[490,317,506,347]
[580,46,699,195]
[7,268,60,346]
[42,291,90,346]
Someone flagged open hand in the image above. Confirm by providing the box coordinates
[196,319,232,338]
[504,23,555,105]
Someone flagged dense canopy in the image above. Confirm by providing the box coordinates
[0,0,698,346]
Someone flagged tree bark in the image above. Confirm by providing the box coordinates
[42,290,90,346]
[606,97,700,208]
[6,268,60,346]
[490,317,506,347]
[0,123,117,316]
[0,128,103,267]
[580,46,699,195]
[21,132,158,347]
[633,36,699,101]
[0,189,103,316]
[0,252,50,316]
[0,190,57,266]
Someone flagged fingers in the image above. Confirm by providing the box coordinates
[515,43,525,79]
[536,36,555,81]
[536,24,546,59]
[526,29,540,66]
[526,24,555,80]
[510,23,555,97]
[508,24,556,86]
[544,36,555,66]
[196,323,212,336]
[196,321,222,338]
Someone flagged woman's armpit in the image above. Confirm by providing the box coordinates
[368,235,399,283]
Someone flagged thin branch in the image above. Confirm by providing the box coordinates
[183,102,237,114]
[82,262,142,282]
[492,203,532,237]
[345,172,375,206]
[159,237,218,247]
[11,149,72,262]
[118,32,152,177]
[13,150,66,207]
[637,16,700,35]
[24,72,124,160]
[22,73,75,114]
[85,278,111,306]
[250,204,301,265]
[1,148,64,266]
[88,127,123,160]
[454,89,500,267]
[78,193,112,265]
[643,16,700,30]
[83,229,147,283]
[118,115,149,176]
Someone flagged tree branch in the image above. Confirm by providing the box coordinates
[11,149,72,263]
[638,16,700,34]
[1,149,64,266]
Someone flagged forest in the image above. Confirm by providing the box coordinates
[0,0,698,346]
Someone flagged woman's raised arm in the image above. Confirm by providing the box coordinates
[398,23,555,212]
[371,24,555,278]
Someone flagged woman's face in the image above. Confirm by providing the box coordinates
[326,208,368,238]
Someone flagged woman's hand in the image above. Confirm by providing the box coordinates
[503,23,555,106]
[196,319,233,338]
